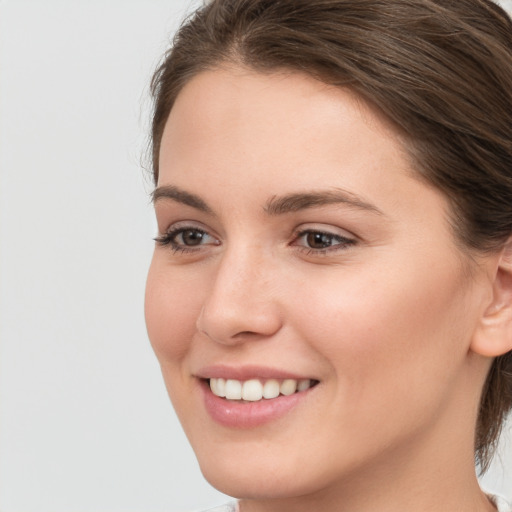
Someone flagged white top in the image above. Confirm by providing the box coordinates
[202,503,238,512]
[203,496,512,512]
[492,495,512,512]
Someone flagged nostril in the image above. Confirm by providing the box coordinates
[233,331,263,339]
[195,287,283,345]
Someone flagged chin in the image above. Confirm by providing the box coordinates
[199,458,309,499]
[194,440,340,501]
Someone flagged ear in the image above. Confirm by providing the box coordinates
[471,237,512,357]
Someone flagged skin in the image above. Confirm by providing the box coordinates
[145,67,504,511]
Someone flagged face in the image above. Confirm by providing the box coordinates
[145,68,489,501]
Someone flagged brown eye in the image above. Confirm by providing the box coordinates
[154,226,219,252]
[180,229,205,246]
[294,229,356,253]
[306,232,337,249]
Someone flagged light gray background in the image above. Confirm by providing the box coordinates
[0,1,511,511]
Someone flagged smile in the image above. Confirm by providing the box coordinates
[209,377,315,401]
[199,373,320,428]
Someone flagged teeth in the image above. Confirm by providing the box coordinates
[297,379,311,392]
[280,379,297,396]
[211,377,226,397]
[209,377,313,401]
[242,379,263,401]
[263,379,280,399]
[225,379,242,400]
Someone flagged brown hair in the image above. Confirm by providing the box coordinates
[150,0,512,470]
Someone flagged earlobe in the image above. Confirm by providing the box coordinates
[471,237,512,358]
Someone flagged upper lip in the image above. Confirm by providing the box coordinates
[195,364,317,381]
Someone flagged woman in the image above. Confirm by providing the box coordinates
[144,1,512,510]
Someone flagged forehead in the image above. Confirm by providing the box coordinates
[165,66,399,141]
[160,66,413,191]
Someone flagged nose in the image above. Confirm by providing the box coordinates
[196,247,283,345]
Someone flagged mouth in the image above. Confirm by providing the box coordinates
[197,373,320,428]
[207,377,319,402]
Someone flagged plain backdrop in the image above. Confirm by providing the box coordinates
[0,1,511,511]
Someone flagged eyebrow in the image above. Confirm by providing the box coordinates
[264,189,384,216]
[152,185,383,216]
[152,185,213,214]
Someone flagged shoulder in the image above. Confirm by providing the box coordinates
[199,502,239,512]
[490,495,512,512]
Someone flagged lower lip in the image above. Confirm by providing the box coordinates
[199,380,314,428]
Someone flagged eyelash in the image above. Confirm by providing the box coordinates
[293,229,357,255]
[154,226,357,255]
[154,226,214,254]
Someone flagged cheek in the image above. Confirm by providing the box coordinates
[144,257,202,364]
[292,256,474,406]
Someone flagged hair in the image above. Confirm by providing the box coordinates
[149,0,512,471]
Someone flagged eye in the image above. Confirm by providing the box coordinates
[154,226,219,253]
[174,228,207,246]
[294,229,356,253]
